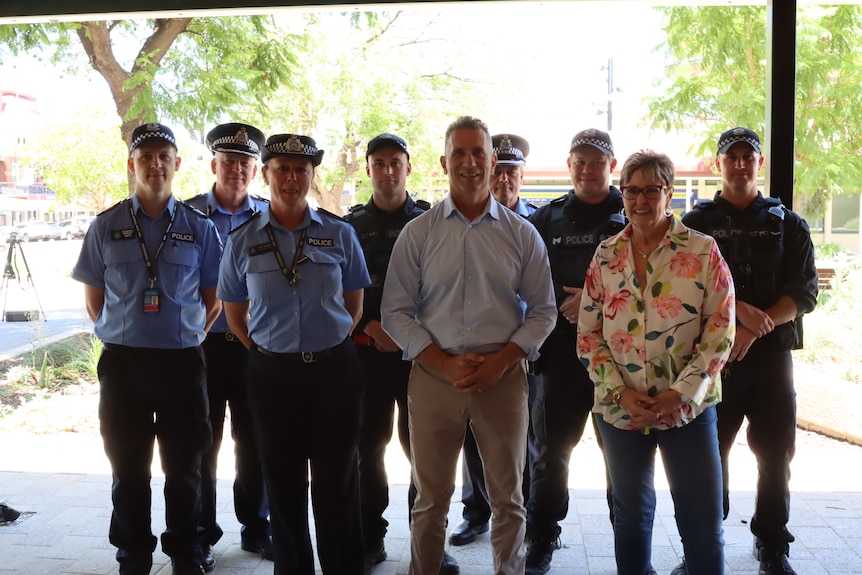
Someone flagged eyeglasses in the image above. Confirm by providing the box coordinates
[620,186,669,200]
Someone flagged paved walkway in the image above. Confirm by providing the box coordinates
[1,419,861,575]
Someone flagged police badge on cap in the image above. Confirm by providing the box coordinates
[717,127,762,155]
[492,134,530,167]
[129,123,178,154]
[206,123,265,159]
[569,128,614,156]
[262,133,325,166]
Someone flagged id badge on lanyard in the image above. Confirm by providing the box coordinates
[129,201,175,314]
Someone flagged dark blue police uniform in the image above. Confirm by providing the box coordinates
[72,194,222,575]
[218,206,370,575]
[683,192,818,559]
[186,186,271,554]
[344,195,428,551]
[525,188,625,544]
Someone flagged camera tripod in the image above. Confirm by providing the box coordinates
[1,234,47,322]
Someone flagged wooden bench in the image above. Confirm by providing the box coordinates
[817,267,836,291]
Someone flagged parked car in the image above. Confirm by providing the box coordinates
[59,216,93,240]
[15,221,63,242]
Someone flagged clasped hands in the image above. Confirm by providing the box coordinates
[620,387,684,429]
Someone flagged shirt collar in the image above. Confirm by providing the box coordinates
[131,193,175,219]
[443,193,498,222]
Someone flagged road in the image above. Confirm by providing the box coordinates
[0,238,90,358]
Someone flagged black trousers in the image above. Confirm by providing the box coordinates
[526,335,612,541]
[356,344,414,545]
[719,349,796,552]
[247,338,364,575]
[459,373,539,524]
[200,333,269,546]
[98,344,211,572]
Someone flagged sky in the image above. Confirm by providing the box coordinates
[0,3,686,169]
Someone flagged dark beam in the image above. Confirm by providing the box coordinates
[764,0,797,209]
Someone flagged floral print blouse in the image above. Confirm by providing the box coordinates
[578,217,736,431]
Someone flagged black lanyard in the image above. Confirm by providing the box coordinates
[128,200,177,289]
[265,224,308,287]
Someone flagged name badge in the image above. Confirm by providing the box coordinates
[143,288,160,313]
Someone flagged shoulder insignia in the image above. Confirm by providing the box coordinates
[526,202,539,210]
[415,199,431,211]
[550,194,568,205]
[348,203,365,213]
[763,197,783,207]
[178,200,208,218]
[694,199,716,210]
[251,194,270,204]
[228,211,261,235]
[317,208,346,221]
[97,198,129,217]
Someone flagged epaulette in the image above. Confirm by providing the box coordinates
[764,197,785,220]
[694,199,716,210]
[764,197,783,207]
[550,194,568,205]
[251,194,270,204]
[178,199,208,219]
[97,198,129,217]
[348,203,365,213]
[526,202,539,211]
[317,208,346,221]
[185,192,208,204]
[228,211,261,235]
[415,199,431,211]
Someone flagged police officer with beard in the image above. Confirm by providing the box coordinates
[524,128,624,575]
[681,127,817,575]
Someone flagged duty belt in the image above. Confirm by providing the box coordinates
[255,344,337,364]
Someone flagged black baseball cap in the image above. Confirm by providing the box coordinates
[129,123,177,154]
[717,127,762,155]
[569,128,614,156]
[366,133,410,159]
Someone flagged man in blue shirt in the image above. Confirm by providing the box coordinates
[451,132,540,548]
[72,122,223,575]
[218,133,370,575]
[186,122,272,570]
[382,116,556,575]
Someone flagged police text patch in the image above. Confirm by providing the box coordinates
[307,237,334,247]
[170,232,195,243]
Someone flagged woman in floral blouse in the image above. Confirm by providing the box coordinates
[577,150,735,575]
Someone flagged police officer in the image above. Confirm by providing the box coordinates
[524,128,624,575]
[449,133,539,548]
[72,122,223,575]
[682,127,818,575]
[186,122,272,570]
[217,133,370,575]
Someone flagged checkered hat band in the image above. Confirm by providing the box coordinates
[267,141,318,156]
[573,137,611,151]
[495,147,525,159]
[212,135,260,152]
[131,131,176,148]
[719,136,760,150]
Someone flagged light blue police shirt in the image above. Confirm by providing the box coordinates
[72,195,223,349]
[218,208,370,353]
[187,186,269,333]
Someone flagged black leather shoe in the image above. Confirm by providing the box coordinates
[241,533,275,561]
[363,540,387,574]
[447,519,489,546]
[201,545,215,572]
[759,551,797,575]
[524,537,560,575]
[171,561,205,575]
[439,550,460,575]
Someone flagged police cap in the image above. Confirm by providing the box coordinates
[129,123,177,154]
[492,134,529,167]
[262,133,325,167]
[206,123,265,159]
[366,133,410,160]
[717,127,762,155]
[569,128,614,156]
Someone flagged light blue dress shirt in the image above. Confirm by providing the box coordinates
[72,195,223,349]
[381,194,556,362]
[187,186,269,333]
[218,208,370,353]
